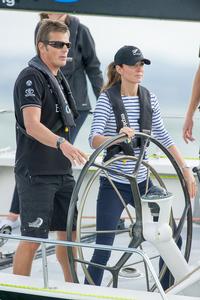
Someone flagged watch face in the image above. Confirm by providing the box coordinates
[57,137,65,149]
[59,137,65,143]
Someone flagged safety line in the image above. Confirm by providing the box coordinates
[0,282,137,300]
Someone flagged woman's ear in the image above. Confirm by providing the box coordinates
[115,65,122,75]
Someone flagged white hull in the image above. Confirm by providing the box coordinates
[0,273,199,300]
[0,150,200,300]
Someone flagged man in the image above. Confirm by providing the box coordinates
[13,19,87,281]
[38,13,104,143]
[0,12,103,229]
[183,65,200,143]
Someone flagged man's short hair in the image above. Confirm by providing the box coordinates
[36,19,69,55]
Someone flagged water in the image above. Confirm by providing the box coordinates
[0,111,200,158]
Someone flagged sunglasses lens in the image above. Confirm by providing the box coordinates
[46,41,71,49]
[56,42,64,48]
[51,42,63,48]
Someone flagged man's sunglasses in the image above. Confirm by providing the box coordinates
[44,41,71,49]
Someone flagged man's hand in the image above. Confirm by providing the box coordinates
[183,116,195,144]
[60,140,88,165]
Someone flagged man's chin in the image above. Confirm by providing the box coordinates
[59,61,67,67]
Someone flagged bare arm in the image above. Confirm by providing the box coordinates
[23,107,87,165]
[167,145,196,199]
[183,65,200,143]
[92,135,110,149]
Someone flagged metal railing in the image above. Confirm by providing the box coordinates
[0,233,168,300]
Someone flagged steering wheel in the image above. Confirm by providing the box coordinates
[67,132,192,290]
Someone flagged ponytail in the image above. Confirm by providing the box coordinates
[102,62,121,92]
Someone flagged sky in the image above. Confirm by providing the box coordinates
[0,10,200,63]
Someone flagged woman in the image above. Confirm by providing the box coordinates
[86,45,196,289]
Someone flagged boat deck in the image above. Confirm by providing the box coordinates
[0,223,199,299]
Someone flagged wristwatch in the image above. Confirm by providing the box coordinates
[56,136,66,150]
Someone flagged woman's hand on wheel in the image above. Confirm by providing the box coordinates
[119,127,135,139]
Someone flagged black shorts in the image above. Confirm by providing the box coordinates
[16,172,77,239]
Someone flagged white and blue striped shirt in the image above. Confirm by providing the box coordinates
[89,91,174,184]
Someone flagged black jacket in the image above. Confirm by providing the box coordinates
[35,16,103,111]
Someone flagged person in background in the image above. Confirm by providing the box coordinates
[0,12,103,230]
[85,45,196,289]
[183,64,200,143]
[12,19,87,280]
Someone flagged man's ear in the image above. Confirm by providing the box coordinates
[38,42,46,54]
